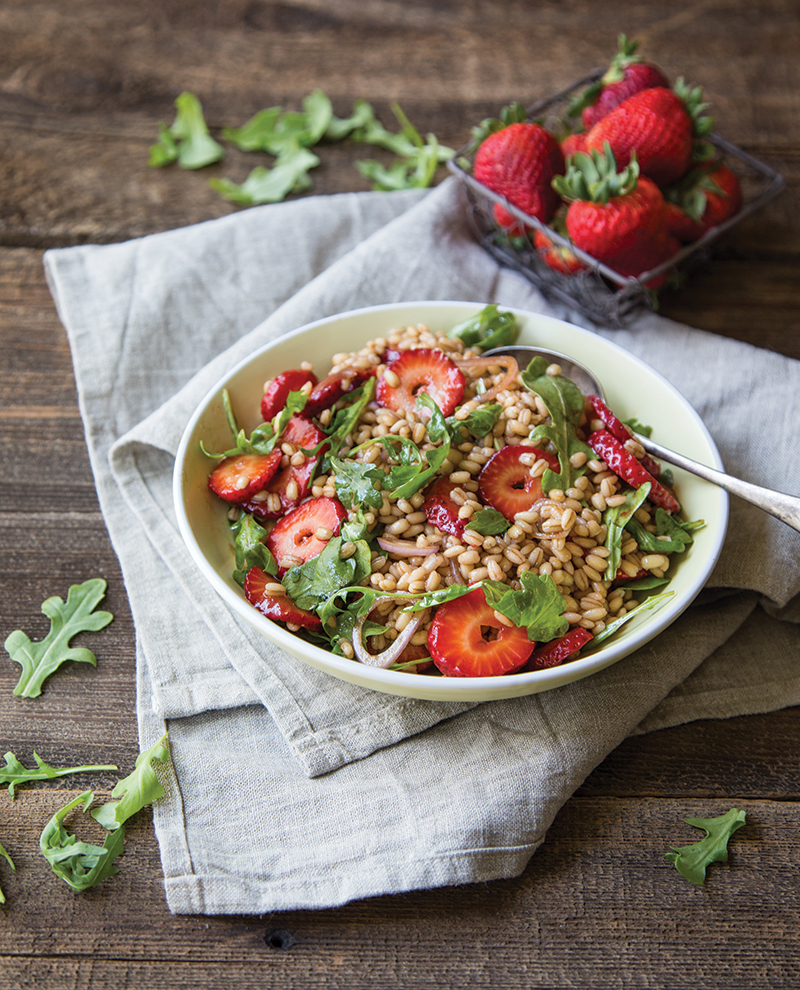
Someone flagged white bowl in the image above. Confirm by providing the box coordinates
[173,301,728,702]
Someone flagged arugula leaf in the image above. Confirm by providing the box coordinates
[604,483,651,579]
[466,508,511,536]
[524,356,594,493]
[1,752,118,800]
[149,92,224,169]
[665,807,747,886]
[40,791,127,893]
[4,579,114,699]
[222,90,333,153]
[591,591,673,646]
[399,583,473,612]
[325,98,376,141]
[446,403,503,441]
[210,146,320,205]
[353,102,454,191]
[623,416,653,438]
[91,734,170,831]
[481,572,569,644]
[323,377,376,452]
[625,509,702,557]
[618,575,671,591]
[229,513,278,587]
[0,840,15,904]
[203,387,309,459]
[447,304,518,351]
[282,537,372,615]
[388,393,452,499]
[330,456,385,511]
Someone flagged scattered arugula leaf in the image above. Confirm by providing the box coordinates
[149,92,224,169]
[324,98,376,141]
[210,146,321,205]
[351,101,454,188]
[466,508,510,536]
[447,304,518,351]
[0,840,15,904]
[524,356,594,493]
[222,89,333,153]
[481,572,569,644]
[90,734,171,831]
[665,807,747,886]
[1,752,118,800]
[604,483,651,579]
[230,513,278,587]
[4,579,114,699]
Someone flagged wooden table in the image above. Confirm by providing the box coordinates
[2,2,799,986]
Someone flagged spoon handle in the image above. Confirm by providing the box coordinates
[638,436,800,533]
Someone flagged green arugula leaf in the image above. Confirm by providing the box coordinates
[202,387,309,460]
[604,483,651,579]
[1,752,118,800]
[323,377,376,452]
[324,98,376,141]
[210,145,320,205]
[626,509,703,556]
[149,92,224,170]
[622,416,653,438]
[618,575,671,591]
[447,304,518,352]
[481,572,569,644]
[282,537,372,615]
[399,583,473,612]
[229,513,278,587]
[222,90,333,154]
[353,102,454,191]
[4,579,114,699]
[386,393,451,500]
[466,508,511,536]
[40,791,127,893]
[591,591,673,646]
[330,456,385,510]
[665,807,747,886]
[524,356,594,493]
[91,734,170,831]
[0,840,15,904]
[446,403,503,441]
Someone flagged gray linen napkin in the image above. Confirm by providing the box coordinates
[44,178,800,914]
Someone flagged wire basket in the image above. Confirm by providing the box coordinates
[447,71,786,327]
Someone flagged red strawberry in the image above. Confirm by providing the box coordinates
[245,415,327,518]
[560,132,588,159]
[261,368,318,422]
[587,429,680,513]
[586,394,662,477]
[528,627,593,669]
[244,566,322,632]
[423,476,468,537]
[553,146,673,284]
[304,367,377,418]
[208,450,282,503]
[533,222,584,275]
[666,163,743,243]
[427,586,535,677]
[478,444,560,522]
[584,86,696,188]
[572,35,669,131]
[474,122,565,226]
[266,496,347,574]
[376,348,465,418]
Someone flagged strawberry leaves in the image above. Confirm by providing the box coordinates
[4,579,114,699]
[665,808,746,886]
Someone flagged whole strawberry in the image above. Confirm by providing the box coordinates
[474,121,565,227]
[552,144,675,284]
[584,80,713,188]
[665,162,743,242]
[571,35,670,130]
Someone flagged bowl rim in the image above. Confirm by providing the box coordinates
[173,299,729,700]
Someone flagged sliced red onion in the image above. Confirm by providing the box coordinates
[454,356,519,405]
[377,537,437,557]
[352,597,423,669]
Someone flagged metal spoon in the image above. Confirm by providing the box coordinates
[484,344,800,533]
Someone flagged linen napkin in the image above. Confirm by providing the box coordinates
[44,178,800,914]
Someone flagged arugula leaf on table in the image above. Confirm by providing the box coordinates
[222,89,333,153]
[1,752,118,800]
[4,579,114,699]
[324,98,376,141]
[523,356,594,494]
[230,513,278,587]
[466,508,510,536]
[447,304,518,352]
[481,572,569,644]
[353,102,454,191]
[604,482,651,579]
[0,840,15,904]
[665,807,747,886]
[91,734,171,831]
[210,145,321,205]
[149,92,224,169]
[446,403,503,441]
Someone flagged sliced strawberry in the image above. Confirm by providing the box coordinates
[477,445,560,522]
[266,496,347,574]
[587,429,680,513]
[527,628,593,669]
[427,586,535,677]
[253,415,328,517]
[376,348,465,418]
[261,369,318,422]
[208,450,282,503]
[587,394,662,477]
[303,367,376,418]
[423,476,467,537]
[244,566,322,632]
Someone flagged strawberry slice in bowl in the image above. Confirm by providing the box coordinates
[427,586,535,677]
[423,476,468,538]
[247,414,328,518]
[303,367,376,418]
[376,348,465,418]
[261,368,318,421]
[478,444,560,522]
[208,450,282,503]
[266,496,347,575]
[244,566,323,632]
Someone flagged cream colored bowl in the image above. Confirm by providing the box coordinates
[173,301,728,702]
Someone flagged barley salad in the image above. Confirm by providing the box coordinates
[203,305,702,679]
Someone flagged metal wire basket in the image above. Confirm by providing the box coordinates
[447,71,786,327]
